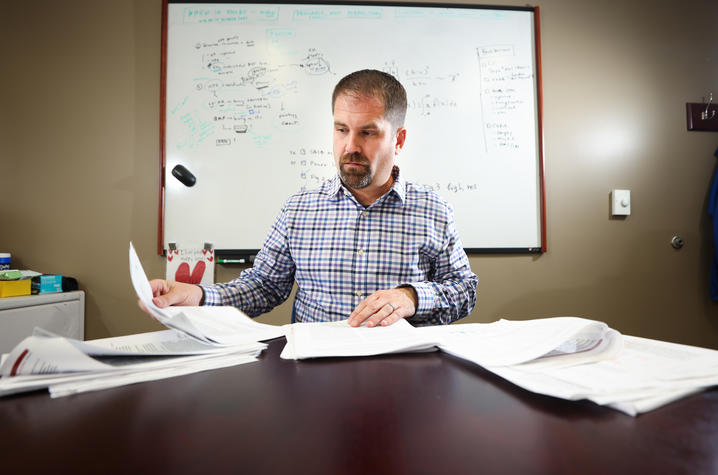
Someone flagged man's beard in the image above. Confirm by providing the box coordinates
[339,153,372,189]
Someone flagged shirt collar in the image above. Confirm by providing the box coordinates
[324,166,406,205]
[390,166,407,204]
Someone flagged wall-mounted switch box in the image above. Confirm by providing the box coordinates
[611,189,631,216]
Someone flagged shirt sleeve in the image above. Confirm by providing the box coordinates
[199,205,296,317]
[404,205,478,326]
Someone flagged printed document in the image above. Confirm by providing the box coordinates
[281,318,438,359]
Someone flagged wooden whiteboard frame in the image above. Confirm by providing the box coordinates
[158,1,546,257]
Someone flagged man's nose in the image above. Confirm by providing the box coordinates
[345,132,361,154]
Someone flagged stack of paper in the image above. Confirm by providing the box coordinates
[414,318,718,416]
[283,316,718,416]
[0,329,266,398]
[281,318,438,359]
[0,243,287,398]
[485,335,718,416]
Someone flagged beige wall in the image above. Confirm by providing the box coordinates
[2,0,717,348]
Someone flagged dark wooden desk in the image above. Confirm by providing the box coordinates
[1,338,717,474]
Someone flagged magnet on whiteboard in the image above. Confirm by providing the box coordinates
[172,165,196,187]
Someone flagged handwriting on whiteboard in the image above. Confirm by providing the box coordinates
[170,21,534,156]
[477,45,533,152]
[286,148,479,195]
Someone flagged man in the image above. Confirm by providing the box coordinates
[146,69,478,327]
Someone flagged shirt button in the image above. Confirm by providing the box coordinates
[357,248,364,255]
[355,290,363,297]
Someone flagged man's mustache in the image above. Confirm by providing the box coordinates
[340,153,369,166]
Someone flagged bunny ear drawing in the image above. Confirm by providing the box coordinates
[189,261,206,284]
[174,261,206,284]
[174,262,190,283]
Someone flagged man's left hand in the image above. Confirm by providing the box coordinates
[348,287,418,327]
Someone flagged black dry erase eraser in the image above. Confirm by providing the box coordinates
[171,164,196,187]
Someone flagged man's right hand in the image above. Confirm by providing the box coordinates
[138,279,204,312]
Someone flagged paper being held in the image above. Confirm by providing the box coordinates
[129,242,171,324]
[129,242,285,345]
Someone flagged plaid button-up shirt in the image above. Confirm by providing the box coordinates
[201,168,477,325]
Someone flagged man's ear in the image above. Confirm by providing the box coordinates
[394,128,407,154]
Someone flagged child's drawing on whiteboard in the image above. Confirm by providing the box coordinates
[165,247,215,285]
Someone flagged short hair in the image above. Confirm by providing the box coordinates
[332,69,407,128]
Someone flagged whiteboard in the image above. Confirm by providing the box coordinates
[161,2,545,255]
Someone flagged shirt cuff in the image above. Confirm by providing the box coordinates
[399,282,435,322]
[198,284,221,306]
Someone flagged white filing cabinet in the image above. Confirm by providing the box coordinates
[0,291,84,353]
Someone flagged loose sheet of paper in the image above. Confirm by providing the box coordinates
[162,307,287,345]
[418,317,622,367]
[39,328,230,357]
[48,352,259,398]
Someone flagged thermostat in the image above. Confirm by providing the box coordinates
[611,189,631,216]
